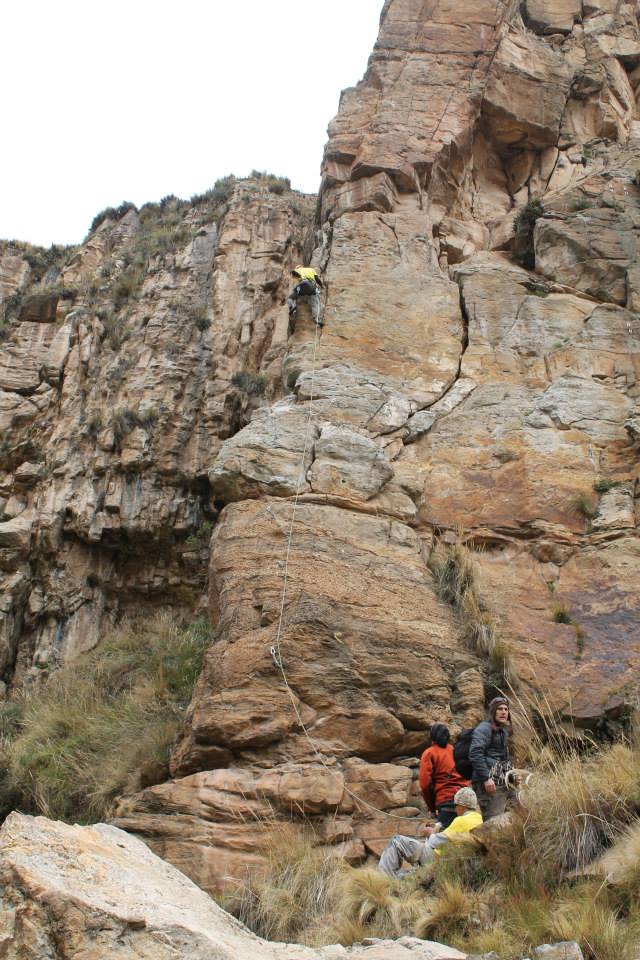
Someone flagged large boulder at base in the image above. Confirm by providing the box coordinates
[0,812,467,960]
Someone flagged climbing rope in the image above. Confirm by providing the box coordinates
[267,304,434,823]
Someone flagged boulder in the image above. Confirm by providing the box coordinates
[209,400,318,501]
[0,812,467,959]
[308,425,394,500]
[533,944,584,960]
[0,812,280,960]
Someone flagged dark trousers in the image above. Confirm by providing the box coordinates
[291,279,316,301]
[436,801,457,828]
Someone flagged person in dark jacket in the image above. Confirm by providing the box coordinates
[469,696,512,820]
[418,723,470,829]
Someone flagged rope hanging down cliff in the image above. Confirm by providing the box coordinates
[268,300,426,824]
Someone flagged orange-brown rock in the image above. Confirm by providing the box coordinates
[3,0,640,901]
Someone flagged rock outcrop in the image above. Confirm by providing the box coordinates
[2,0,640,900]
[0,812,468,960]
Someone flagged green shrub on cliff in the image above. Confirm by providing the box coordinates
[428,540,518,686]
[249,170,291,194]
[0,614,211,823]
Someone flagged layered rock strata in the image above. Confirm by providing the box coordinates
[0,182,314,682]
[3,0,640,900]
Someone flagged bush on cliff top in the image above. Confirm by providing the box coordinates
[0,613,211,823]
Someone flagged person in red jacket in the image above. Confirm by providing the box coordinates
[418,723,470,829]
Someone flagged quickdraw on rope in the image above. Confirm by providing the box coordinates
[268,305,428,823]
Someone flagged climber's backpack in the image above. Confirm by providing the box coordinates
[453,728,474,780]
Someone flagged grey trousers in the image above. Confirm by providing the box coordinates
[473,782,508,820]
[379,833,448,878]
[287,291,321,331]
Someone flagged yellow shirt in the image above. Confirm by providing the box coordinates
[293,266,319,283]
[435,810,483,854]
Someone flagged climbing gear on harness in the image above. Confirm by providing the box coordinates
[489,759,515,787]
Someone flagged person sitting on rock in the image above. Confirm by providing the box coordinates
[378,787,483,878]
[287,265,323,334]
[419,722,470,829]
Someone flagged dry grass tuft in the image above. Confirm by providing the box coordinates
[230,827,345,944]
[413,879,469,941]
[462,921,520,958]
[514,704,640,876]
[337,866,426,939]
[429,540,518,684]
[327,917,367,946]
[549,895,640,960]
[490,639,519,686]
[339,867,394,925]
[429,543,494,651]
[599,820,640,902]
[0,614,211,822]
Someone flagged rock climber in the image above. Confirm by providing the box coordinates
[378,787,483,878]
[287,265,323,335]
[419,723,470,829]
[469,696,514,821]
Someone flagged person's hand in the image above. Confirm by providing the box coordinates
[484,777,497,796]
[419,824,435,838]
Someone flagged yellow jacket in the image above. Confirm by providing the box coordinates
[293,266,319,283]
[435,810,483,854]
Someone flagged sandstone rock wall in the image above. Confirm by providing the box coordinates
[3,0,640,900]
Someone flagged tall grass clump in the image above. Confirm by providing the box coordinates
[428,540,517,684]
[0,614,212,823]
[229,826,345,945]
[521,741,640,875]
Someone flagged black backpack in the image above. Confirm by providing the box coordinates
[453,728,474,780]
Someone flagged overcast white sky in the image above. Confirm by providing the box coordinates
[3,1,382,248]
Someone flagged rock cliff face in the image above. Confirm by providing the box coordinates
[0,182,314,682]
[3,0,640,898]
